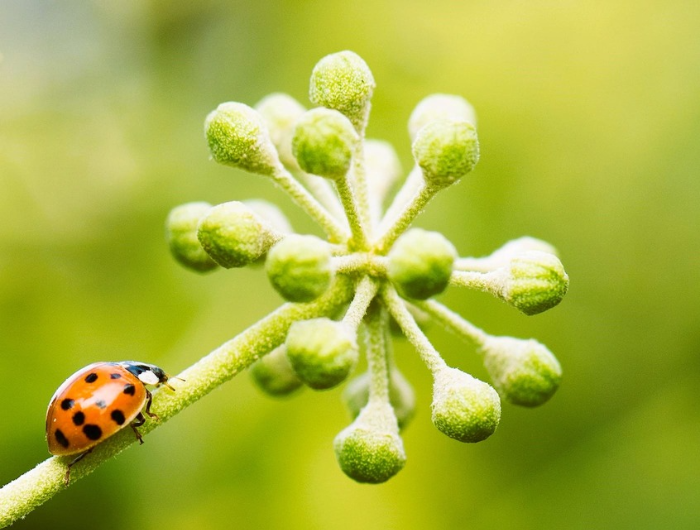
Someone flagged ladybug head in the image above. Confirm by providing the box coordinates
[120,362,177,390]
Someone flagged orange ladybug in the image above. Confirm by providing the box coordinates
[46,361,175,483]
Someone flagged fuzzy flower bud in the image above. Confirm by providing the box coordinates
[494,251,569,316]
[286,318,358,390]
[412,119,479,188]
[387,228,457,300]
[265,234,333,302]
[165,202,219,273]
[197,201,281,268]
[480,336,562,407]
[408,94,477,140]
[250,345,303,397]
[431,367,501,443]
[334,401,406,483]
[205,102,281,176]
[291,108,358,180]
[255,93,306,168]
[309,50,375,131]
[343,368,416,430]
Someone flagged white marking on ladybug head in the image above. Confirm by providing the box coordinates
[138,370,160,385]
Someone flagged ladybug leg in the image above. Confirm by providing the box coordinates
[144,389,159,420]
[130,412,146,445]
[64,448,93,486]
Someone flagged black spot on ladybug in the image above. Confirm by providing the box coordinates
[85,373,98,383]
[110,373,122,380]
[55,429,69,448]
[72,411,85,426]
[111,410,126,425]
[83,424,102,440]
[123,384,136,396]
[95,400,107,409]
[61,399,74,411]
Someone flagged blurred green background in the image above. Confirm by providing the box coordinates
[1,1,699,528]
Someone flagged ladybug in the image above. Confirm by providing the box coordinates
[46,361,176,483]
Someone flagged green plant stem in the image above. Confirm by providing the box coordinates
[374,182,439,254]
[411,299,489,348]
[365,301,390,403]
[272,166,349,243]
[449,270,500,298]
[334,174,369,250]
[333,254,387,277]
[342,276,378,332]
[351,140,372,237]
[380,284,446,374]
[0,277,354,528]
[293,170,346,222]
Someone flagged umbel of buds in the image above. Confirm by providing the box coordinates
[166,50,570,484]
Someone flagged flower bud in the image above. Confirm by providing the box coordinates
[285,318,358,390]
[197,201,280,268]
[408,94,477,140]
[205,102,281,176]
[165,202,219,273]
[250,345,303,397]
[412,119,479,188]
[309,50,375,131]
[480,336,561,407]
[334,401,406,483]
[342,367,416,429]
[291,108,357,180]
[255,93,306,168]
[265,234,333,303]
[387,228,457,300]
[496,251,569,315]
[431,367,501,443]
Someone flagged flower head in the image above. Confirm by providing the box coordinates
[168,51,569,484]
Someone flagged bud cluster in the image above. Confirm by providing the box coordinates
[166,51,569,484]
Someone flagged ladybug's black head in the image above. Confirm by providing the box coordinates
[119,362,175,389]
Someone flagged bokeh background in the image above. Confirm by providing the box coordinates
[1,1,699,528]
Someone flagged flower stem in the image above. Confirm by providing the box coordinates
[380,284,447,373]
[334,174,369,250]
[0,277,354,527]
[374,182,438,254]
[342,276,378,332]
[411,299,489,348]
[272,166,349,243]
[293,170,346,222]
[365,301,390,403]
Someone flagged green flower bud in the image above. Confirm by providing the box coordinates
[496,251,569,316]
[309,50,375,131]
[197,201,280,268]
[291,108,357,180]
[480,336,562,407]
[250,345,303,397]
[265,234,333,303]
[387,228,457,300]
[431,367,501,443]
[165,202,219,273]
[408,94,477,140]
[286,318,358,390]
[205,102,281,176]
[255,93,306,168]
[412,119,479,188]
[342,367,416,430]
[334,401,406,483]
